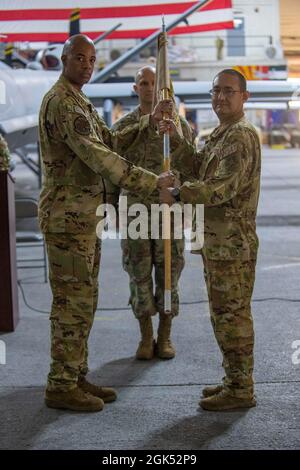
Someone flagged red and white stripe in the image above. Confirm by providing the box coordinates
[0,0,233,42]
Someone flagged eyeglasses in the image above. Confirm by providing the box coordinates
[209,88,242,98]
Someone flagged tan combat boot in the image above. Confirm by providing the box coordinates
[78,376,117,403]
[45,386,104,412]
[202,384,224,398]
[136,315,155,360]
[156,313,175,359]
[199,389,256,411]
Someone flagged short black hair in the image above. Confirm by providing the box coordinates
[213,69,247,92]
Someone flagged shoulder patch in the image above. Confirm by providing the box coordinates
[74,115,91,135]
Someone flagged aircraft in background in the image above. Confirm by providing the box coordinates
[1,8,122,71]
[26,21,123,72]
[0,8,122,179]
[1,0,300,182]
[0,0,207,156]
[85,79,300,110]
[1,54,300,182]
[2,55,299,150]
[0,61,59,149]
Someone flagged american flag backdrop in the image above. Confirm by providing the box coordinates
[0,0,233,42]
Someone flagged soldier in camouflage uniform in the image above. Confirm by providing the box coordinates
[112,66,193,361]
[39,35,174,412]
[159,69,261,411]
[0,134,10,171]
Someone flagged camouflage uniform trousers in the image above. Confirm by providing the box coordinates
[45,233,101,392]
[121,225,185,319]
[202,255,256,399]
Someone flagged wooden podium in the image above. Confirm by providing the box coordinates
[0,171,19,331]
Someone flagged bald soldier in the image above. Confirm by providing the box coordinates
[112,66,193,360]
[39,35,174,412]
[159,69,261,411]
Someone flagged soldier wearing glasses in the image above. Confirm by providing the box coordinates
[159,69,261,411]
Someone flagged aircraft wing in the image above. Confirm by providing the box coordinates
[0,114,38,152]
[84,80,300,109]
[1,61,300,151]
[0,63,59,150]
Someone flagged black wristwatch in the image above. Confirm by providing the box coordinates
[171,187,181,202]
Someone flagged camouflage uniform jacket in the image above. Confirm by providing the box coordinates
[38,75,158,234]
[112,106,194,207]
[0,134,10,171]
[172,115,261,260]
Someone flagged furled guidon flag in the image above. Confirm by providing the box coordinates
[0,0,233,42]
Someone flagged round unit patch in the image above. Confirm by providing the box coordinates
[74,115,91,135]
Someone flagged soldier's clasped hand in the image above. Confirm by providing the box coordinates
[157,171,175,189]
[158,118,179,138]
[159,188,176,205]
[151,100,175,124]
